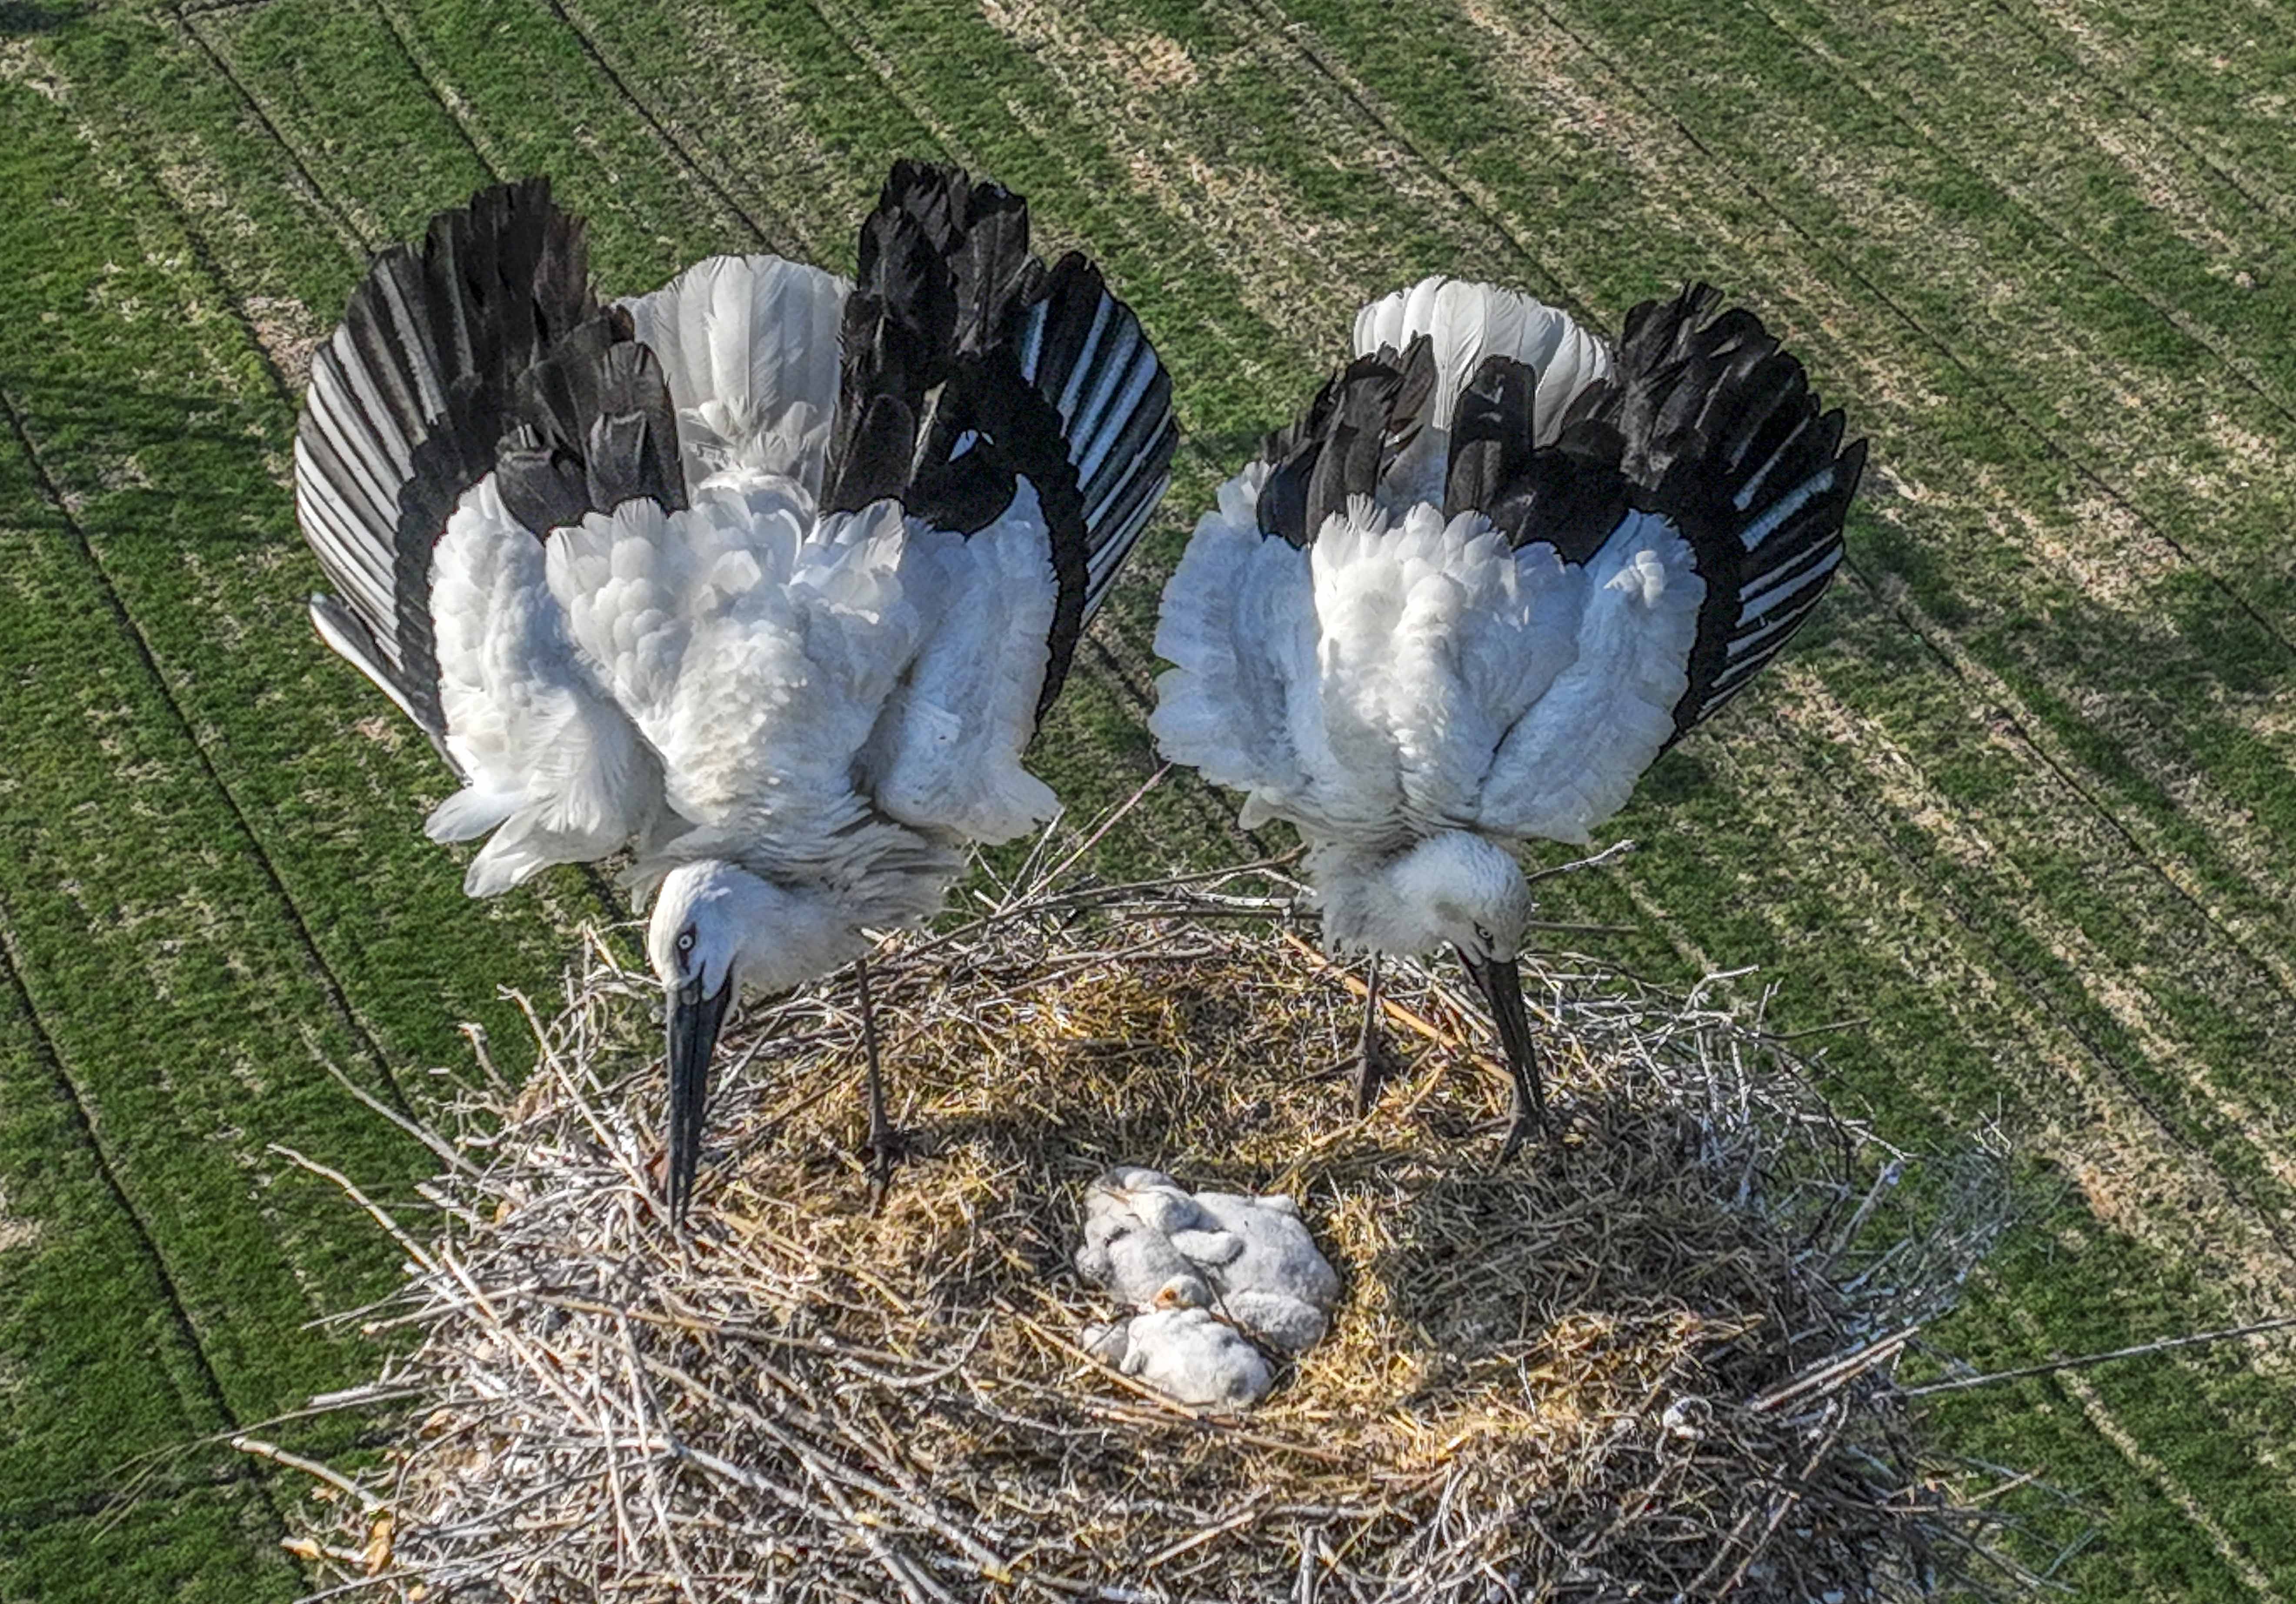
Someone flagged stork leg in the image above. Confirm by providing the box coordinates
[1351,955,1398,1115]
[854,953,904,1209]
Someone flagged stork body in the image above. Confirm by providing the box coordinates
[1151,277,1865,1153]
[296,167,1176,1215]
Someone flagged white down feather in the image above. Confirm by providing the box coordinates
[425,477,663,896]
[547,476,927,862]
[1153,470,1701,851]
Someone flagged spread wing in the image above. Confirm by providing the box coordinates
[822,161,1178,724]
[294,178,681,895]
[1154,277,1864,847]
[294,177,595,744]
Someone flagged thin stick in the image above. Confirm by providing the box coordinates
[234,1435,385,1513]
[1902,1313,2296,1398]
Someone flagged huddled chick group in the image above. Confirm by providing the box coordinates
[1077,1166,1340,1410]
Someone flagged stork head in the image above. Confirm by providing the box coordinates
[1382,832,1545,1152]
[1381,832,1534,962]
[647,860,794,1221]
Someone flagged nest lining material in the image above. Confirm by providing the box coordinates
[267,860,2011,1603]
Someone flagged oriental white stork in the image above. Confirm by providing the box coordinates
[294,165,1177,1216]
[1149,277,1865,1156]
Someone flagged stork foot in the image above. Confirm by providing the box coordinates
[860,1118,911,1213]
[1494,1089,1549,1166]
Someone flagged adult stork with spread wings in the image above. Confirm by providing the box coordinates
[295,165,1176,1216]
[1150,277,1864,1156]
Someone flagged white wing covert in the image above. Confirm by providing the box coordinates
[425,478,663,894]
[549,480,931,873]
[866,486,1061,843]
[1472,512,1703,842]
[1149,465,1337,831]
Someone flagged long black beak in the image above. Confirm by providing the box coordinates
[666,976,733,1222]
[1456,946,1545,1162]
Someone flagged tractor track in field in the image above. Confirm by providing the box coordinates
[1736,0,2296,432]
[1760,647,2296,1248]
[171,4,374,256]
[0,379,419,1121]
[1988,0,2296,231]
[1737,685,2296,1257]
[362,0,508,181]
[0,905,288,1542]
[537,0,804,257]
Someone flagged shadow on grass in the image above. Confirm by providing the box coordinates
[0,3,84,37]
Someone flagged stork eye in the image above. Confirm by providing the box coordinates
[1473,923,1495,949]
[676,928,696,958]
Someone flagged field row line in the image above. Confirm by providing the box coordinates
[0,902,284,1540]
[1986,0,2296,233]
[1846,553,2296,1012]
[1740,0,2296,431]
[0,377,418,1119]
[170,6,372,257]
[538,0,801,256]
[1452,0,2296,664]
[1769,578,2296,1266]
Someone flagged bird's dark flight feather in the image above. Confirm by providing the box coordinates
[295,178,601,742]
[1256,336,1438,547]
[1592,284,1866,738]
[821,161,1178,718]
[495,307,684,535]
[1429,285,1863,739]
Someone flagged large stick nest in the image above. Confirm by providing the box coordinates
[276,852,2013,1602]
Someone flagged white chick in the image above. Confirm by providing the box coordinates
[1077,1170,1214,1311]
[1082,1307,1273,1410]
[1189,1191,1342,1355]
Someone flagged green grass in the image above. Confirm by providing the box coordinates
[1,0,2293,1596]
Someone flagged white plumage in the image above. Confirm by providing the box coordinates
[294,170,1176,1216]
[1151,274,1866,1151]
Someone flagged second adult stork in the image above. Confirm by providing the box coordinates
[1150,277,1865,1157]
[295,164,1177,1216]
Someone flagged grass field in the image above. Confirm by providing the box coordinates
[0,0,2292,1596]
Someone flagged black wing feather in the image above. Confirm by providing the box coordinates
[1256,335,1437,547]
[295,178,679,745]
[1596,285,1866,737]
[821,162,1178,719]
[495,306,684,534]
[1435,284,1864,740]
